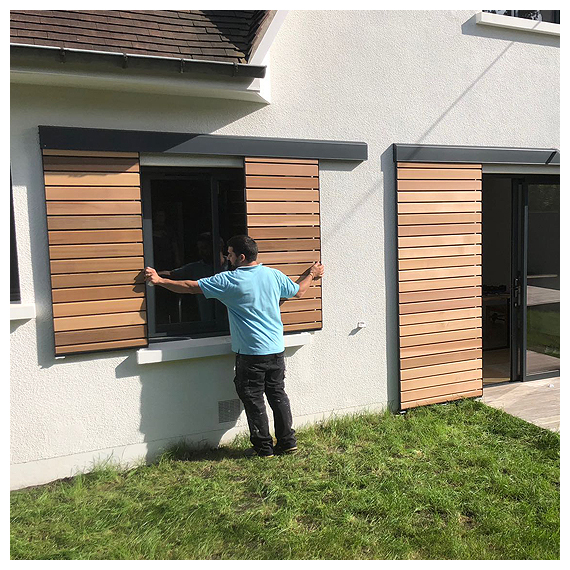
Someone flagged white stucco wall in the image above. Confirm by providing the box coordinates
[10,11,559,489]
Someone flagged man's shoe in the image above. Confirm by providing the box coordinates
[244,448,274,458]
[274,445,298,456]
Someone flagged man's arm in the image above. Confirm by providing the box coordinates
[144,267,202,295]
[294,262,325,299]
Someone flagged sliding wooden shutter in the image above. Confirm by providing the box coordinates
[397,162,483,409]
[43,150,148,355]
[244,157,322,332]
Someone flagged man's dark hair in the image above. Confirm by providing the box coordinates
[227,235,258,262]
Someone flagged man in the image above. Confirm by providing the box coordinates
[144,235,325,457]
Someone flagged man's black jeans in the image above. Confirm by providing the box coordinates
[234,352,296,456]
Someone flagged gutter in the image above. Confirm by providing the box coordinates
[10,43,267,79]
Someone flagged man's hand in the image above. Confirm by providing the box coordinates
[309,262,325,280]
[144,267,162,285]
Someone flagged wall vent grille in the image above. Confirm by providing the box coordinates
[218,399,242,423]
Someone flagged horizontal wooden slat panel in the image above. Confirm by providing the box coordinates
[401,379,482,403]
[398,191,481,202]
[248,226,321,239]
[284,322,322,332]
[398,276,482,292]
[49,243,144,259]
[399,328,482,348]
[54,311,147,332]
[49,229,143,245]
[280,299,321,313]
[245,163,319,177]
[398,213,482,225]
[397,179,482,191]
[246,176,317,189]
[397,168,482,180]
[43,149,139,158]
[247,214,320,227]
[398,202,481,214]
[400,358,481,381]
[399,234,481,248]
[401,389,482,410]
[399,296,480,314]
[399,245,481,259]
[53,297,146,318]
[257,239,320,252]
[55,338,148,355]
[401,368,482,391]
[399,255,481,270]
[400,338,481,359]
[46,201,141,215]
[44,172,140,186]
[399,286,481,304]
[281,310,322,325]
[47,215,142,230]
[43,157,139,172]
[247,202,320,214]
[400,307,482,326]
[400,317,482,337]
[398,223,482,237]
[245,157,318,164]
[399,266,481,282]
[246,189,319,202]
[52,284,145,303]
[401,349,482,371]
[258,251,320,264]
[55,324,147,346]
[50,257,144,274]
[51,271,144,289]
[46,187,141,201]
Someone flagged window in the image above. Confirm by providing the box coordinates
[141,167,246,340]
[10,183,21,303]
[483,10,560,24]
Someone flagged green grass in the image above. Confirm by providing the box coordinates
[10,399,559,560]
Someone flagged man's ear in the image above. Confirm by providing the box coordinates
[238,254,247,263]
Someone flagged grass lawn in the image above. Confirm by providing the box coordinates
[10,399,559,560]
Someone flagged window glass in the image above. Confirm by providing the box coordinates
[10,185,21,303]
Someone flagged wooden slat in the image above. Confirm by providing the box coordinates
[46,187,141,201]
[399,328,482,348]
[43,149,139,158]
[400,389,482,410]
[397,163,478,169]
[55,324,147,346]
[247,202,320,214]
[397,168,482,180]
[48,229,143,245]
[399,256,481,270]
[51,271,144,289]
[43,156,139,172]
[284,322,322,332]
[398,202,481,214]
[246,189,319,202]
[50,257,144,274]
[55,338,148,355]
[399,266,481,282]
[399,234,481,248]
[44,172,140,186]
[281,310,322,325]
[397,179,482,191]
[401,379,482,403]
[398,245,481,259]
[401,368,482,391]
[399,276,482,293]
[280,299,321,313]
[245,163,319,177]
[400,338,482,359]
[247,214,320,227]
[258,251,320,264]
[399,297,480,314]
[245,157,318,164]
[399,287,481,304]
[398,213,482,225]
[400,358,481,381]
[248,226,321,239]
[270,263,316,277]
[53,298,146,318]
[53,311,147,332]
[52,284,145,303]
[400,307,482,326]
[257,239,320,252]
[400,318,482,337]
[47,215,142,230]
[401,349,482,372]
[246,176,317,189]
[398,223,481,236]
[398,191,482,202]
[46,201,141,215]
[49,243,143,259]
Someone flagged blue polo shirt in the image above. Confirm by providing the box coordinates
[198,264,300,355]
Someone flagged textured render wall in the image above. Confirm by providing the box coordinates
[10,10,559,487]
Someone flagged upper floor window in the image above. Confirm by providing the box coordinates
[483,10,560,24]
[10,183,21,303]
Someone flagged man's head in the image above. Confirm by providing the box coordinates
[227,235,258,269]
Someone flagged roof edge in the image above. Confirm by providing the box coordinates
[248,10,288,65]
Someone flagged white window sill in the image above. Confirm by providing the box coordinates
[476,12,560,36]
[10,303,36,321]
[137,332,312,365]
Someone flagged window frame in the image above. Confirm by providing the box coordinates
[10,180,21,304]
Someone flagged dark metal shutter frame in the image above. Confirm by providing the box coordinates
[244,157,322,332]
[42,149,148,355]
[396,162,483,409]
